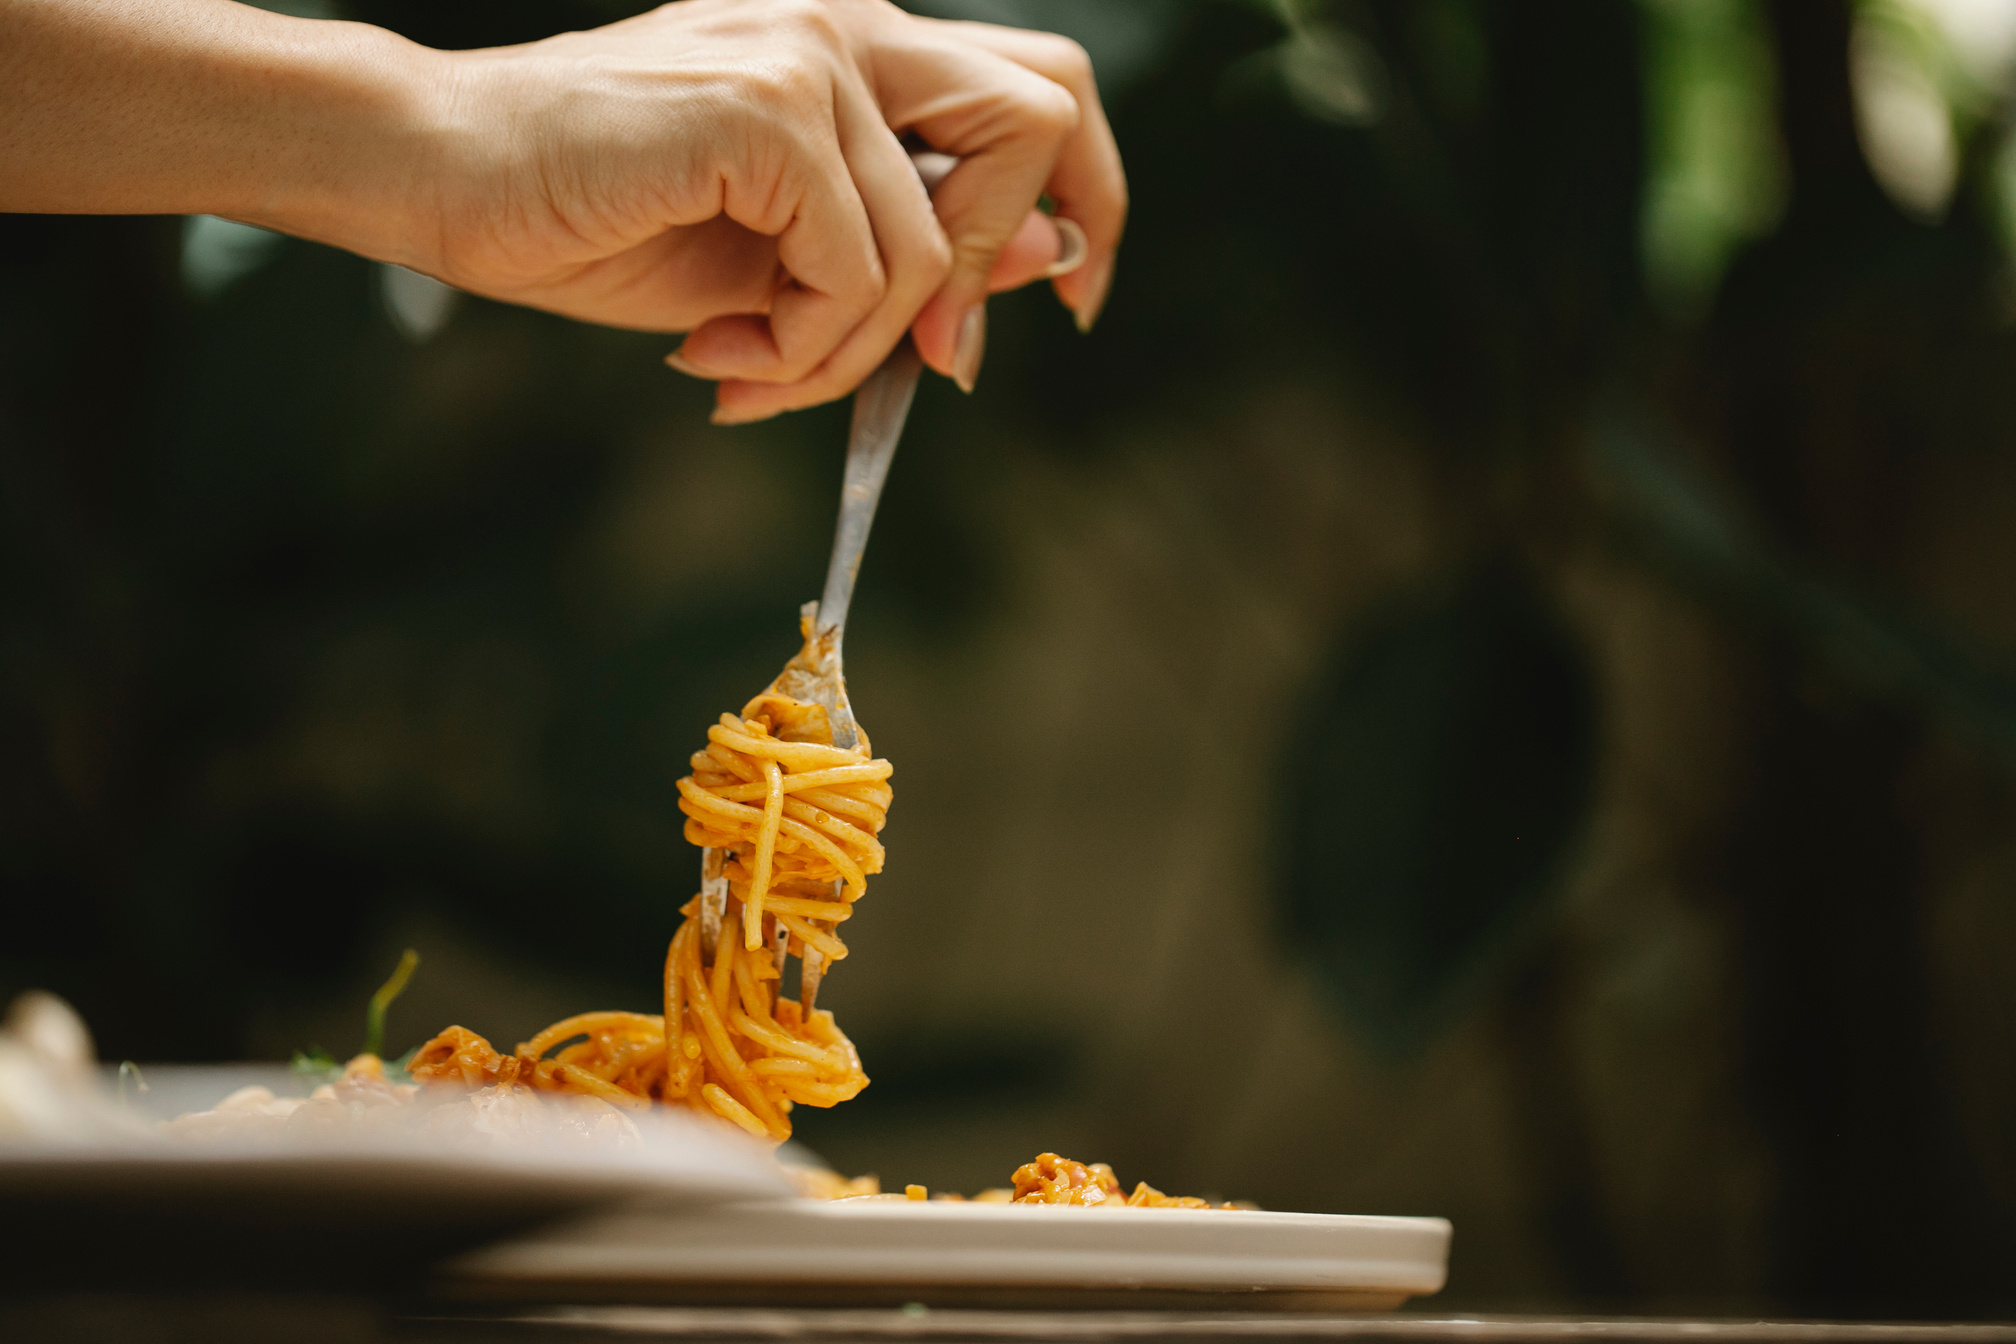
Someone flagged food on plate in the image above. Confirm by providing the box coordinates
[408,622,890,1143]
[0,615,1248,1212]
[1007,1152,1242,1208]
[2,623,894,1150]
[790,1152,1249,1209]
[0,987,727,1154]
[163,1052,646,1148]
[786,1164,886,1200]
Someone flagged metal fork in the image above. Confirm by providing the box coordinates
[700,338,924,1012]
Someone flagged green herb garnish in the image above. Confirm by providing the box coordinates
[363,947,420,1061]
[291,1046,342,1086]
[287,948,422,1085]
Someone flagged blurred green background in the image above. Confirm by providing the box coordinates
[9,0,2016,1318]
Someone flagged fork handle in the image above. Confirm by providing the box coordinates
[815,337,923,652]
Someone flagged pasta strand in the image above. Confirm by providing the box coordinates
[410,625,888,1143]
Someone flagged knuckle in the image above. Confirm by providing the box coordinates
[744,59,821,115]
[768,0,821,26]
[774,0,843,48]
[1036,34,1095,89]
[951,236,999,280]
[913,230,954,287]
[1016,77,1081,142]
[1104,173,1132,220]
[844,256,888,311]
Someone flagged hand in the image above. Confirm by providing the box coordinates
[0,0,1127,422]
[416,0,1128,421]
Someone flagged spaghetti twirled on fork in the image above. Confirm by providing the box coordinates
[409,646,891,1142]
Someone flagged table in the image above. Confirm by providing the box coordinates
[6,1303,2013,1344]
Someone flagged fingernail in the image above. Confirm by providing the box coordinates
[1042,217,1090,279]
[910,150,958,192]
[952,304,987,394]
[666,347,710,378]
[710,402,778,426]
[1073,254,1114,334]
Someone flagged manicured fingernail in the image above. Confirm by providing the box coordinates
[910,151,958,192]
[952,304,987,394]
[1042,218,1089,279]
[1073,254,1114,334]
[666,347,710,378]
[710,402,777,426]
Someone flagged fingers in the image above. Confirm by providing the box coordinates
[866,38,1083,381]
[929,23,1128,332]
[656,8,1129,416]
[545,217,783,334]
[903,207,1085,385]
[990,210,1087,292]
[669,82,885,388]
[679,71,952,424]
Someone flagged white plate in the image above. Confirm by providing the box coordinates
[443,1198,1453,1311]
[0,1070,793,1292]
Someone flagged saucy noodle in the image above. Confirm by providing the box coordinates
[410,636,890,1143]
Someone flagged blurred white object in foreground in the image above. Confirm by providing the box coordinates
[0,992,143,1142]
[0,994,791,1295]
[0,989,792,1207]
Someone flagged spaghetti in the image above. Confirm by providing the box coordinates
[795,1154,1243,1208]
[1008,1152,1234,1209]
[410,631,891,1143]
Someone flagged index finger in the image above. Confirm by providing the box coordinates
[934,22,1129,330]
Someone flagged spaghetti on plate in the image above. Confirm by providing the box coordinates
[409,632,890,1143]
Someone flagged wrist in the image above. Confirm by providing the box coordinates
[221,19,461,273]
[0,0,454,258]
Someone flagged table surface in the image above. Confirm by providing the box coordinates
[417,1310,2016,1343]
[8,1303,2016,1344]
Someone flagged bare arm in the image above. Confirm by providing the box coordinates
[0,0,439,261]
[0,0,1128,418]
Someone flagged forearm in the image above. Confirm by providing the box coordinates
[0,0,450,263]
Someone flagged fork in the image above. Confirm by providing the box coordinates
[700,337,924,1011]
